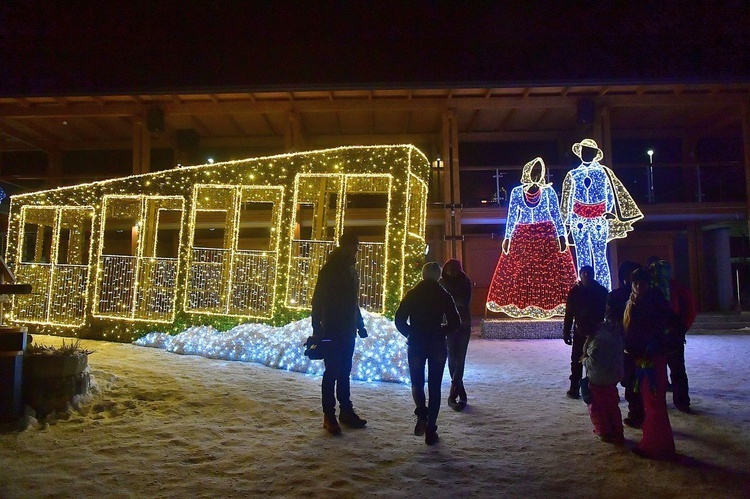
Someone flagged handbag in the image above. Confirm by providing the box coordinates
[304,336,331,360]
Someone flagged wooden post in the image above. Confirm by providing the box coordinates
[441,110,463,262]
[132,119,151,176]
[46,149,62,189]
[741,100,750,248]
[285,112,305,152]
[688,222,704,311]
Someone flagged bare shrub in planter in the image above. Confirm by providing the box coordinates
[24,340,94,417]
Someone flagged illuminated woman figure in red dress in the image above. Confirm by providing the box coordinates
[486,157,579,318]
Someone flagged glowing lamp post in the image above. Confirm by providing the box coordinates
[647,149,655,203]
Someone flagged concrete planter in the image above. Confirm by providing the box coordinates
[24,354,88,380]
[23,354,90,417]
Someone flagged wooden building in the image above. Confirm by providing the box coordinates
[2,82,750,321]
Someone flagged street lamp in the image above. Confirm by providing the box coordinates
[646,149,655,202]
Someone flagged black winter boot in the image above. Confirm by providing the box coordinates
[566,376,580,399]
[414,407,428,436]
[448,383,460,411]
[457,383,467,411]
[425,425,439,445]
[339,408,367,428]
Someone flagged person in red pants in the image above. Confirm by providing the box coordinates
[581,320,624,443]
[623,268,679,460]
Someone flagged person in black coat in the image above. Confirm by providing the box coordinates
[605,260,643,427]
[396,262,460,445]
[439,258,472,411]
[311,231,368,435]
[563,265,608,399]
[623,268,679,459]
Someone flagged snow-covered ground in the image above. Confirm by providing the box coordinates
[1,325,749,498]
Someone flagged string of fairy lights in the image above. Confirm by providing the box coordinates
[485,149,642,317]
[13,205,95,327]
[6,145,430,341]
[561,138,643,290]
[135,310,411,383]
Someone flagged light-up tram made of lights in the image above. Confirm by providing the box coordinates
[5,145,430,340]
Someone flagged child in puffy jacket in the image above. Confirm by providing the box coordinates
[581,320,624,443]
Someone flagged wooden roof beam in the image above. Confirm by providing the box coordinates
[8,118,63,143]
[496,108,516,132]
[529,108,551,129]
[226,115,246,136]
[464,109,481,133]
[1,93,744,120]
[188,115,212,136]
[0,120,54,152]
[261,113,278,135]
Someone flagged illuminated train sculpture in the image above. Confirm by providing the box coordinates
[5,145,430,341]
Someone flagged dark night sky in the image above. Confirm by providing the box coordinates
[1,1,749,96]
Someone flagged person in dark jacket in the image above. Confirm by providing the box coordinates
[395,262,460,445]
[605,261,641,324]
[605,260,643,427]
[647,258,697,413]
[439,258,472,411]
[563,265,608,399]
[311,231,368,435]
[623,268,679,459]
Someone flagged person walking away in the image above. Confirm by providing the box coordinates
[581,320,624,443]
[439,258,472,411]
[562,265,608,399]
[311,231,369,435]
[605,261,644,428]
[396,262,460,445]
[623,268,679,460]
[648,258,697,413]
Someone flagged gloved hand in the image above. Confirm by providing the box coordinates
[358,327,368,338]
[563,332,572,345]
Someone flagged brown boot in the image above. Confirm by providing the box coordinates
[323,413,341,435]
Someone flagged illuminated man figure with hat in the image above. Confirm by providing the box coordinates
[561,139,643,290]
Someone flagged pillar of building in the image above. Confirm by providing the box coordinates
[132,119,151,176]
[687,222,704,310]
[597,104,618,290]
[682,136,700,202]
[703,226,733,311]
[441,109,463,262]
[742,100,750,245]
[46,149,63,189]
[285,112,305,152]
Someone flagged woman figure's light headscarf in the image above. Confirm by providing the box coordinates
[520,157,553,188]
